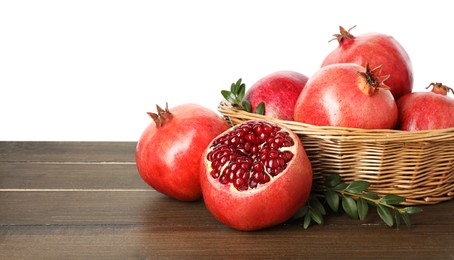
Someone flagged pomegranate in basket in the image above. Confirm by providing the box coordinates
[322,25,413,100]
[244,71,308,120]
[397,83,454,131]
[294,63,398,129]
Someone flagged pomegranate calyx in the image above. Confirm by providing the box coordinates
[147,103,173,127]
[329,25,356,44]
[357,62,391,96]
[426,82,454,96]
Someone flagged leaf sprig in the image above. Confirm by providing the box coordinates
[295,174,423,229]
[221,78,265,115]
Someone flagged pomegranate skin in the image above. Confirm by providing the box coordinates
[294,63,398,129]
[136,103,230,201]
[397,91,454,131]
[244,71,308,120]
[322,27,413,100]
[200,121,313,231]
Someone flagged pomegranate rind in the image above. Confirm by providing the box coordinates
[200,120,313,231]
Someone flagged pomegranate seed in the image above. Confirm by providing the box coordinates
[234,178,245,190]
[219,174,229,184]
[283,151,293,161]
[274,136,284,146]
[245,133,256,143]
[207,121,296,191]
[210,170,219,178]
[253,162,264,173]
[251,145,259,155]
[249,180,258,189]
[277,158,286,167]
[241,162,251,170]
[253,124,263,135]
[262,122,273,133]
[268,150,279,159]
[220,156,228,165]
[262,173,270,183]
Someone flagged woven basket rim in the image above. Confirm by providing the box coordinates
[218,101,454,142]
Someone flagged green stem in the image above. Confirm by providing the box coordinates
[333,189,405,213]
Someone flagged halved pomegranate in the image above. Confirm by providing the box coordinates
[200,120,313,231]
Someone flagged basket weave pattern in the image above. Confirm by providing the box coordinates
[219,102,454,205]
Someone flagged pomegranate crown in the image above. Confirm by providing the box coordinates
[357,62,391,96]
[147,103,173,127]
[329,25,357,43]
[426,82,454,96]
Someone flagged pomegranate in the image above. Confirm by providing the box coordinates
[322,25,413,100]
[244,71,308,120]
[200,120,313,231]
[294,63,398,129]
[136,103,230,201]
[397,82,454,131]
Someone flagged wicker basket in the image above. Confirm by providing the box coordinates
[219,101,454,205]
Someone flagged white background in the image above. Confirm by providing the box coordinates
[1,0,452,141]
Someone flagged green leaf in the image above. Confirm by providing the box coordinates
[230,82,236,93]
[235,78,242,89]
[377,204,394,227]
[309,196,326,215]
[395,210,401,228]
[357,197,368,221]
[342,196,358,219]
[303,211,312,229]
[221,90,237,104]
[380,194,406,205]
[292,206,308,220]
[334,183,348,190]
[325,174,341,188]
[242,100,252,112]
[345,180,370,194]
[403,206,423,215]
[255,102,265,115]
[324,190,339,212]
[238,83,246,101]
[231,78,242,93]
[401,212,411,227]
[310,210,324,225]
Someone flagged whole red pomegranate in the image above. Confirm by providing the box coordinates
[200,120,313,231]
[136,103,230,201]
[244,71,308,120]
[322,26,413,100]
[397,83,454,131]
[294,63,398,129]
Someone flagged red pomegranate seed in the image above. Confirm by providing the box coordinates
[207,121,295,191]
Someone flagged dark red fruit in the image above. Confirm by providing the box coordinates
[200,120,313,231]
[322,25,413,100]
[136,103,230,201]
[397,83,454,131]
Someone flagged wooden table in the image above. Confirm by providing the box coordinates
[1,142,453,259]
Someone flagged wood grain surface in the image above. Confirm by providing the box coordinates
[1,142,453,259]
